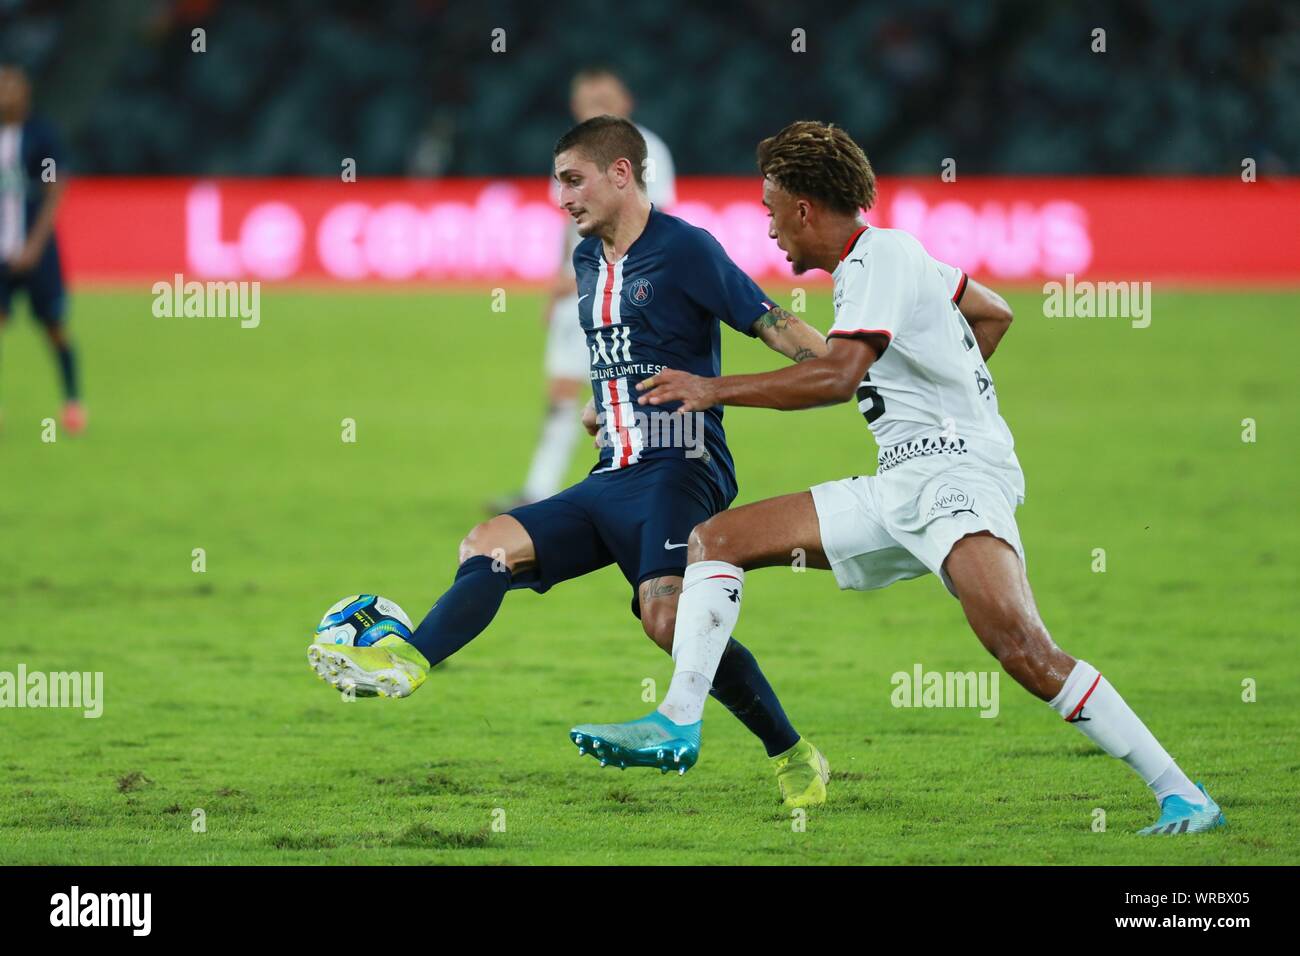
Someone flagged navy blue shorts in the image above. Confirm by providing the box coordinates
[0,245,66,326]
[507,456,733,619]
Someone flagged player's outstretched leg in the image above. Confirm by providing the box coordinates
[943,532,1225,835]
[571,493,832,806]
[309,514,530,699]
[570,576,707,774]
[572,573,801,776]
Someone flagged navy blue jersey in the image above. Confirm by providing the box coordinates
[573,207,774,499]
[0,115,64,258]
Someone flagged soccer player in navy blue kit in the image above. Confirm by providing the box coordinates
[310,116,834,806]
[0,64,82,434]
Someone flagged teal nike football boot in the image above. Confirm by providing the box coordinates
[570,711,701,774]
[1137,782,1226,835]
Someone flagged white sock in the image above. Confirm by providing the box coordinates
[657,560,744,725]
[1049,660,1203,805]
[1147,760,1202,804]
[522,399,579,501]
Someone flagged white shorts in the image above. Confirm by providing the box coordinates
[810,458,1026,598]
[544,295,590,380]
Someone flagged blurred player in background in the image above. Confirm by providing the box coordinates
[0,63,82,434]
[487,66,675,512]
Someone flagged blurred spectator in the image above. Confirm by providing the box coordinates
[1,0,1294,176]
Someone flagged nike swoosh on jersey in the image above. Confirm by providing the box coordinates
[577,293,591,303]
[663,540,688,550]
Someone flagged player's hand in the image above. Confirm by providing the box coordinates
[8,244,40,273]
[581,398,600,436]
[581,398,610,449]
[636,369,718,412]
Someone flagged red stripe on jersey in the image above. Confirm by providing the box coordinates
[601,260,616,326]
[608,378,632,468]
[704,574,741,582]
[1065,674,1102,722]
[953,272,969,304]
[839,225,870,261]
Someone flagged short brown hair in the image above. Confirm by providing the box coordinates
[554,115,647,190]
[757,121,876,213]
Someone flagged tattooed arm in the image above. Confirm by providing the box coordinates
[751,305,829,364]
[638,337,877,413]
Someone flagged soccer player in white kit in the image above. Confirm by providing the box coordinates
[574,121,1225,835]
[488,67,676,512]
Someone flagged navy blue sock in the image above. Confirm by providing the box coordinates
[54,341,78,400]
[408,555,511,665]
[708,638,800,757]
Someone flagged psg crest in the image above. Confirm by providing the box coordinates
[626,277,654,305]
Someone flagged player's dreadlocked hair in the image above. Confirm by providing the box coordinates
[757,121,876,214]
[554,115,647,190]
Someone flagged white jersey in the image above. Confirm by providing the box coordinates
[829,226,1022,497]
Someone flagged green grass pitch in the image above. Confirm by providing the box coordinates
[1,286,1296,864]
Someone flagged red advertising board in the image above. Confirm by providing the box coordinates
[60,177,1299,286]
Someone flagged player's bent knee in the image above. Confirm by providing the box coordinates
[457,528,486,564]
[458,520,504,564]
[458,515,533,572]
[687,517,735,565]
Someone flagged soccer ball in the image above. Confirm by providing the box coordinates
[314,594,414,647]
